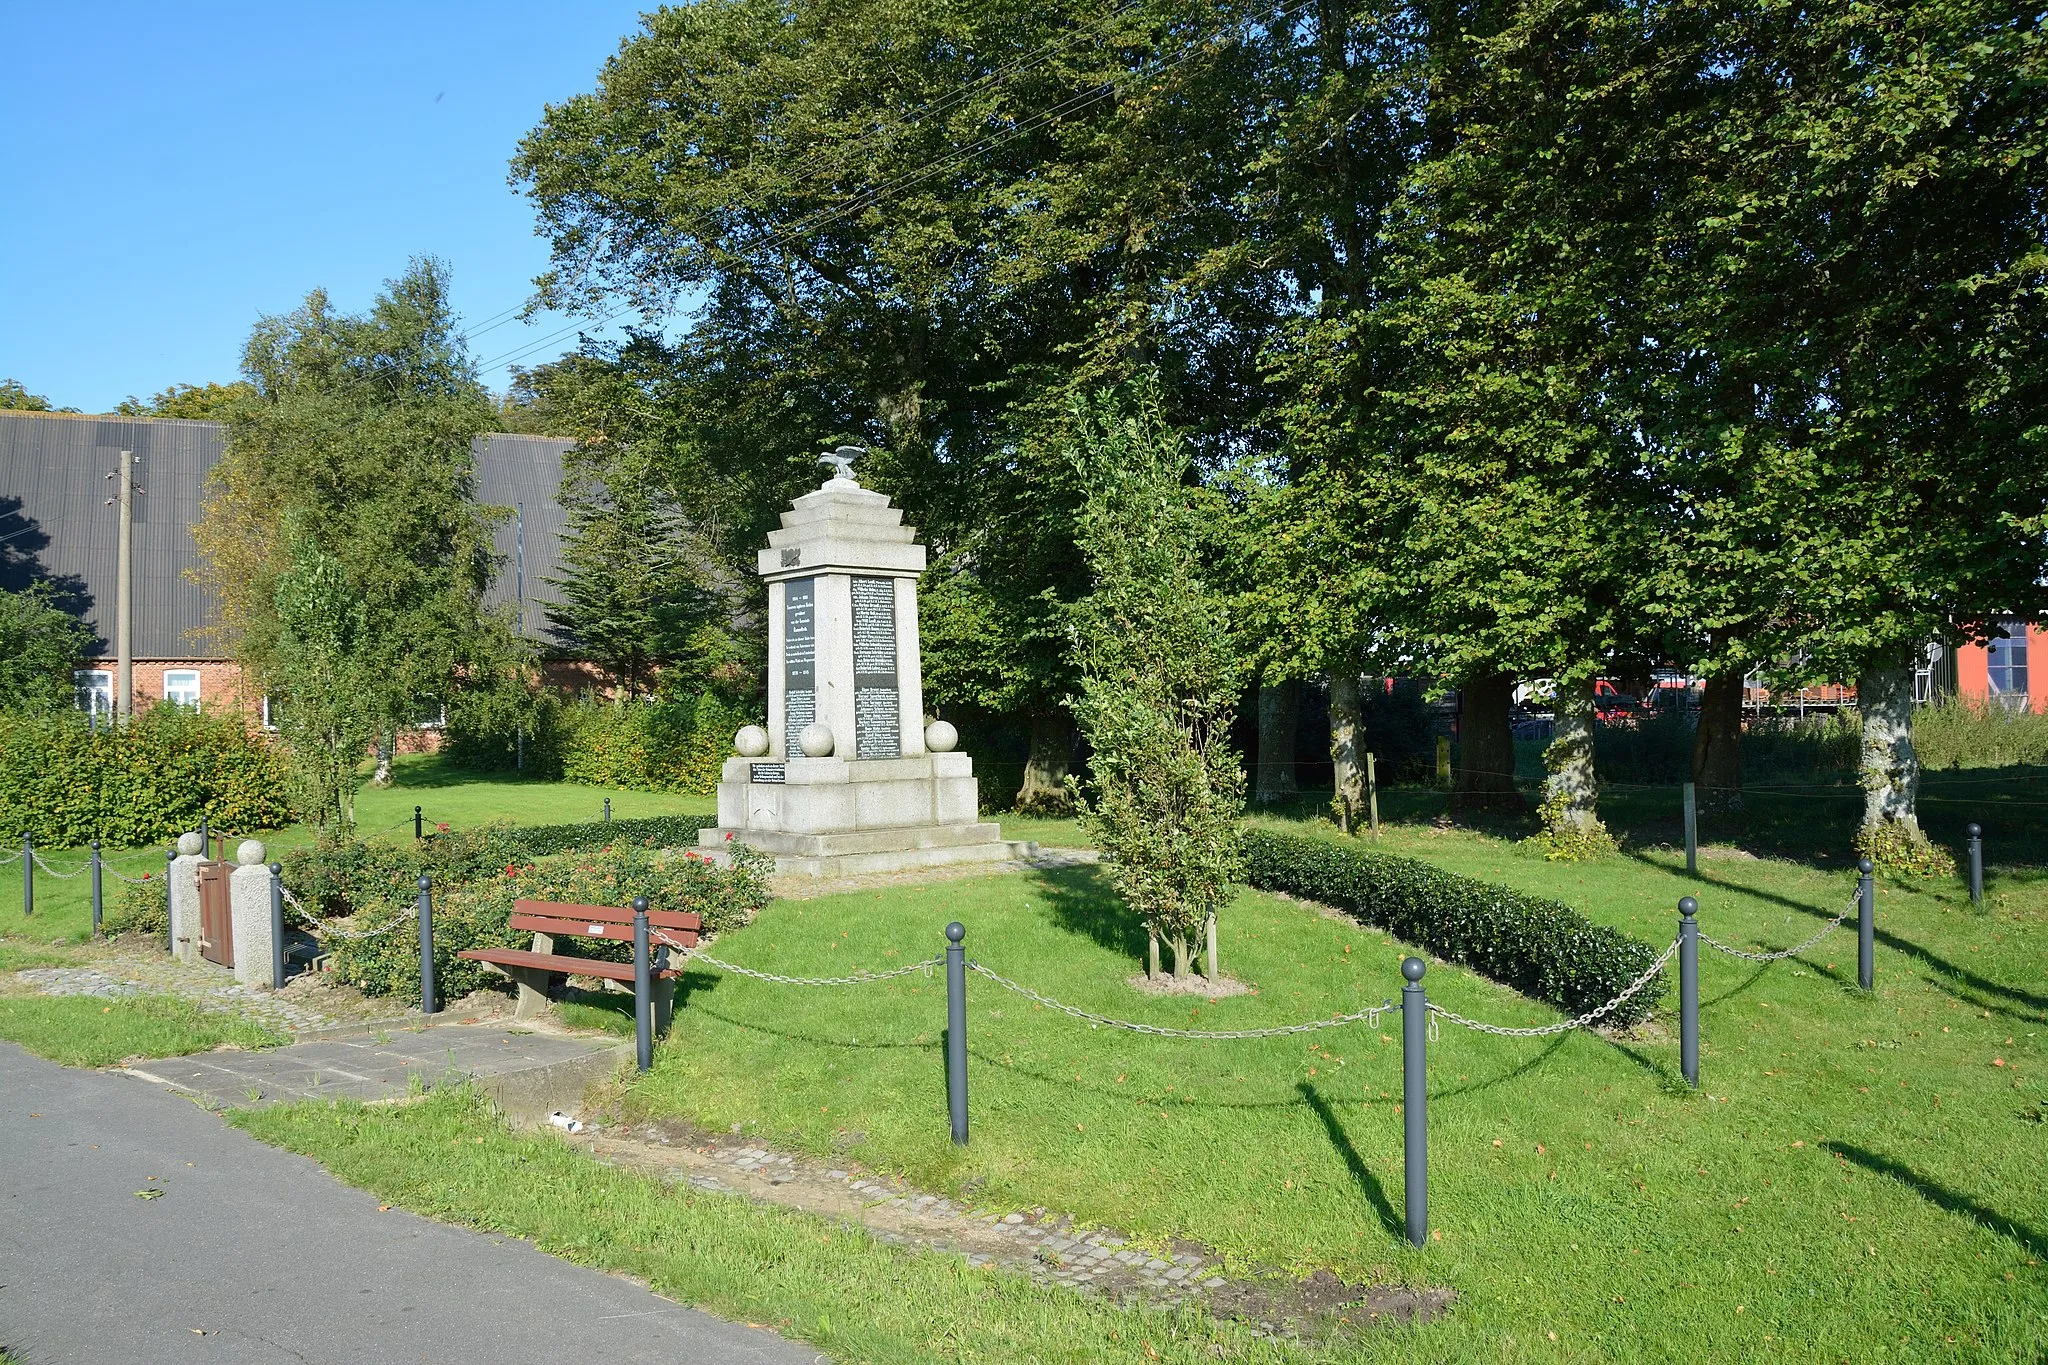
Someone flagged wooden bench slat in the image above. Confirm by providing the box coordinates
[510,913,699,946]
[512,899,701,931]
[458,946,682,981]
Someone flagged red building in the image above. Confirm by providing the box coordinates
[1952,621,2041,712]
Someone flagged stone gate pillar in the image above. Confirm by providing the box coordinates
[229,840,275,988]
[168,831,204,965]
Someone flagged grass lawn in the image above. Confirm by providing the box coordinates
[235,1088,1320,1365]
[605,822,2045,1360]
[0,993,282,1067]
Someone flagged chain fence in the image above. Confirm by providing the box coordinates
[970,962,1392,1039]
[279,885,415,942]
[0,848,20,866]
[1424,939,1680,1039]
[1699,894,1857,963]
[655,928,943,986]
[30,851,90,879]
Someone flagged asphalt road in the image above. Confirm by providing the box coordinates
[0,1042,820,1365]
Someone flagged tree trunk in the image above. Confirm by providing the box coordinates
[1452,670,1522,812]
[1169,931,1193,980]
[1016,711,1075,813]
[1692,670,1744,812]
[1328,672,1364,833]
[1858,664,1921,833]
[1544,677,1601,831]
[1254,679,1300,804]
[372,729,395,788]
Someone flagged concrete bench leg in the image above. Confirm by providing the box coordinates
[504,966,556,1020]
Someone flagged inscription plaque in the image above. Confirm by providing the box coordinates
[851,576,900,760]
[749,763,786,784]
[783,577,815,751]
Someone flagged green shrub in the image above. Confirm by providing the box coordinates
[0,704,292,846]
[1913,696,2048,770]
[448,688,753,795]
[280,814,721,920]
[106,869,169,938]
[1241,828,1666,1026]
[325,840,771,1002]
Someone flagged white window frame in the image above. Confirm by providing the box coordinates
[260,696,279,731]
[74,669,113,717]
[162,669,202,710]
[413,697,447,731]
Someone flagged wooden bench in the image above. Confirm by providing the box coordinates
[459,899,701,1052]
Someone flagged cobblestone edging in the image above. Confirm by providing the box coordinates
[13,964,339,1034]
[579,1119,1453,1337]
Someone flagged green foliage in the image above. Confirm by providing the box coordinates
[198,258,514,830]
[113,380,257,421]
[1854,818,1958,880]
[1529,788,1620,863]
[1065,385,1244,970]
[1913,698,2048,771]
[0,583,94,713]
[108,868,169,938]
[322,838,769,1003]
[0,704,291,845]
[1241,828,1664,1026]
[445,690,751,794]
[0,379,71,412]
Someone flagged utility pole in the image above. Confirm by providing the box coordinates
[106,450,136,720]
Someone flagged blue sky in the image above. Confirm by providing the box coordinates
[1,2,652,414]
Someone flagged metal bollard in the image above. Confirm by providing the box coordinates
[1966,823,1983,909]
[91,840,102,936]
[199,814,209,856]
[269,862,286,991]
[1678,897,1699,1088]
[1401,956,1428,1248]
[632,897,652,1072]
[22,835,31,917]
[165,846,175,952]
[1857,858,1876,991]
[417,875,438,1015]
[603,797,611,823]
[414,805,423,841]
[946,922,969,1145]
[1682,782,1698,877]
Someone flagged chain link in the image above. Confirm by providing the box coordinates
[107,869,160,885]
[279,885,415,941]
[969,962,1391,1039]
[656,929,942,986]
[30,851,90,879]
[1699,895,1857,963]
[0,849,20,865]
[1427,940,1679,1038]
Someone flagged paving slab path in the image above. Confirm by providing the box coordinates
[0,1042,819,1365]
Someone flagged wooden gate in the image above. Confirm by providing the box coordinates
[197,860,233,968]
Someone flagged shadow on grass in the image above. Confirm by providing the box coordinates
[379,754,550,791]
[1029,863,1148,966]
[1298,1082,1401,1240]
[1826,1141,2048,1260]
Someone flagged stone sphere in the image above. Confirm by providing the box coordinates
[798,722,836,758]
[734,724,770,758]
[924,719,959,754]
[176,831,204,857]
[235,839,266,867]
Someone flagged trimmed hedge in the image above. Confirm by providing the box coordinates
[1242,828,1666,1027]
[0,704,292,846]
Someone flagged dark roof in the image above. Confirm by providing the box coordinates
[0,410,571,659]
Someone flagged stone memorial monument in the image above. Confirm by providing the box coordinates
[700,449,1031,876]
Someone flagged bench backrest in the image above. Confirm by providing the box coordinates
[511,899,702,948]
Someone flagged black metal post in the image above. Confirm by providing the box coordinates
[632,896,652,1072]
[1857,858,1876,991]
[1401,956,1428,1248]
[199,814,208,857]
[90,840,102,936]
[21,835,32,918]
[269,862,286,990]
[1682,782,1698,877]
[1966,823,1983,909]
[164,846,174,952]
[603,797,611,823]
[417,875,437,1015]
[946,922,968,1145]
[414,805,423,841]
[1679,896,1699,1088]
